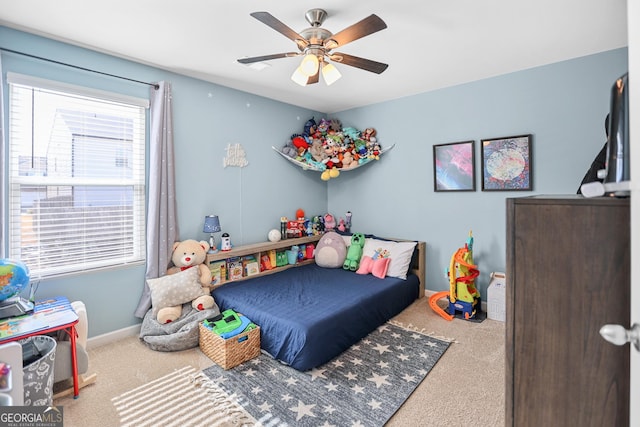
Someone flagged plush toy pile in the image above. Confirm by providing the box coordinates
[281,117,384,180]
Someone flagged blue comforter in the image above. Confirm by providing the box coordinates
[211,264,420,371]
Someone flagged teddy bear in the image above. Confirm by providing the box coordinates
[150,239,215,324]
[309,139,327,163]
[343,233,366,271]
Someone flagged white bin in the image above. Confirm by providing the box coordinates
[487,272,506,322]
[20,336,56,406]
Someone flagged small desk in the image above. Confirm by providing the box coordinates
[0,297,81,398]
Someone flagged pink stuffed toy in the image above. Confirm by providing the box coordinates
[324,213,337,231]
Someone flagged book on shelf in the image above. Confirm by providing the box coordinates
[208,260,226,286]
[226,257,243,281]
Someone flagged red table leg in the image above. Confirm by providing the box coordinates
[69,325,79,398]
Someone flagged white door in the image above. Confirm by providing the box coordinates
[628,1,638,425]
[599,4,638,425]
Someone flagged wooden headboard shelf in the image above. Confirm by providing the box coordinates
[205,235,426,297]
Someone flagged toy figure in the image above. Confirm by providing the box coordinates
[345,211,352,232]
[220,233,232,251]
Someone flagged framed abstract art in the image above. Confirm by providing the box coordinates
[433,140,476,192]
[481,134,532,191]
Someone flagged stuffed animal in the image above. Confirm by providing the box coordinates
[309,139,327,163]
[303,117,316,137]
[363,128,377,143]
[281,142,297,158]
[341,150,358,169]
[324,213,337,231]
[151,239,215,324]
[315,231,347,268]
[320,167,340,181]
[343,233,366,271]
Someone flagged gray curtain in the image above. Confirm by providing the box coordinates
[134,81,179,318]
[0,54,5,258]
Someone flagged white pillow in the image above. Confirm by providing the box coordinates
[146,267,205,316]
[361,239,417,279]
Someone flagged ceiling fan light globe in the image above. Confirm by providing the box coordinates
[322,63,341,85]
[300,54,319,76]
[291,67,308,86]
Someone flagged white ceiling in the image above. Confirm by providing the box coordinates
[0,0,628,113]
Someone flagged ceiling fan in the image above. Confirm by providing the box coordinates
[237,9,388,86]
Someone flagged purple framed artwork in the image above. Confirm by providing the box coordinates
[433,140,476,192]
[481,134,532,191]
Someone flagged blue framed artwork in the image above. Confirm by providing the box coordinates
[481,134,532,191]
[433,140,476,192]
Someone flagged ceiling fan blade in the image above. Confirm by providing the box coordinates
[330,52,388,74]
[250,11,308,48]
[238,52,300,64]
[324,14,387,49]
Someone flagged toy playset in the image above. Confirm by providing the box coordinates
[430,231,482,321]
[202,309,257,339]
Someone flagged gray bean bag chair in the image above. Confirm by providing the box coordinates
[139,302,220,351]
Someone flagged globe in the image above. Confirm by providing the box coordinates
[0,259,30,302]
[268,229,282,242]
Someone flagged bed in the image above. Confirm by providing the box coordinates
[211,237,425,371]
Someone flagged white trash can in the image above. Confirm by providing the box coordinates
[20,335,57,406]
[487,272,506,322]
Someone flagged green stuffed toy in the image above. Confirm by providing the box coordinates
[343,233,366,271]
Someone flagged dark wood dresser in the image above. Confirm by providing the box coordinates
[506,196,630,426]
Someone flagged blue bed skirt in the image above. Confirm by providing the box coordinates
[211,264,420,371]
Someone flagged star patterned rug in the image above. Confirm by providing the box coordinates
[201,321,451,427]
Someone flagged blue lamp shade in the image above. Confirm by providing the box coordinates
[203,215,221,233]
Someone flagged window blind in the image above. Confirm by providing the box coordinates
[7,74,147,279]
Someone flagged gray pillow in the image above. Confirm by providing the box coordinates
[147,268,206,316]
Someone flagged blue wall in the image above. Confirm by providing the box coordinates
[330,47,628,298]
[1,27,326,336]
[1,26,628,336]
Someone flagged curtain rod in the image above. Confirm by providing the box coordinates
[0,47,159,90]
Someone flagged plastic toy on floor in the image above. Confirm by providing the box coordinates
[430,230,482,321]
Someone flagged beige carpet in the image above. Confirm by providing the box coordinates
[53,296,505,427]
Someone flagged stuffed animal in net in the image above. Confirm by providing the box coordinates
[147,239,215,324]
[343,232,366,271]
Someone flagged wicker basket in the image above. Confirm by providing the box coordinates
[199,322,260,370]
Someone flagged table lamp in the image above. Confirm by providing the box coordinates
[203,215,221,253]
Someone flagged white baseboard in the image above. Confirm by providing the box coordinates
[87,323,141,350]
[424,289,488,312]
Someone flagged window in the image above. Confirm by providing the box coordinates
[7,73,148,278]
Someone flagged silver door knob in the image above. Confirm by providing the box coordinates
[599,323,640,351]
